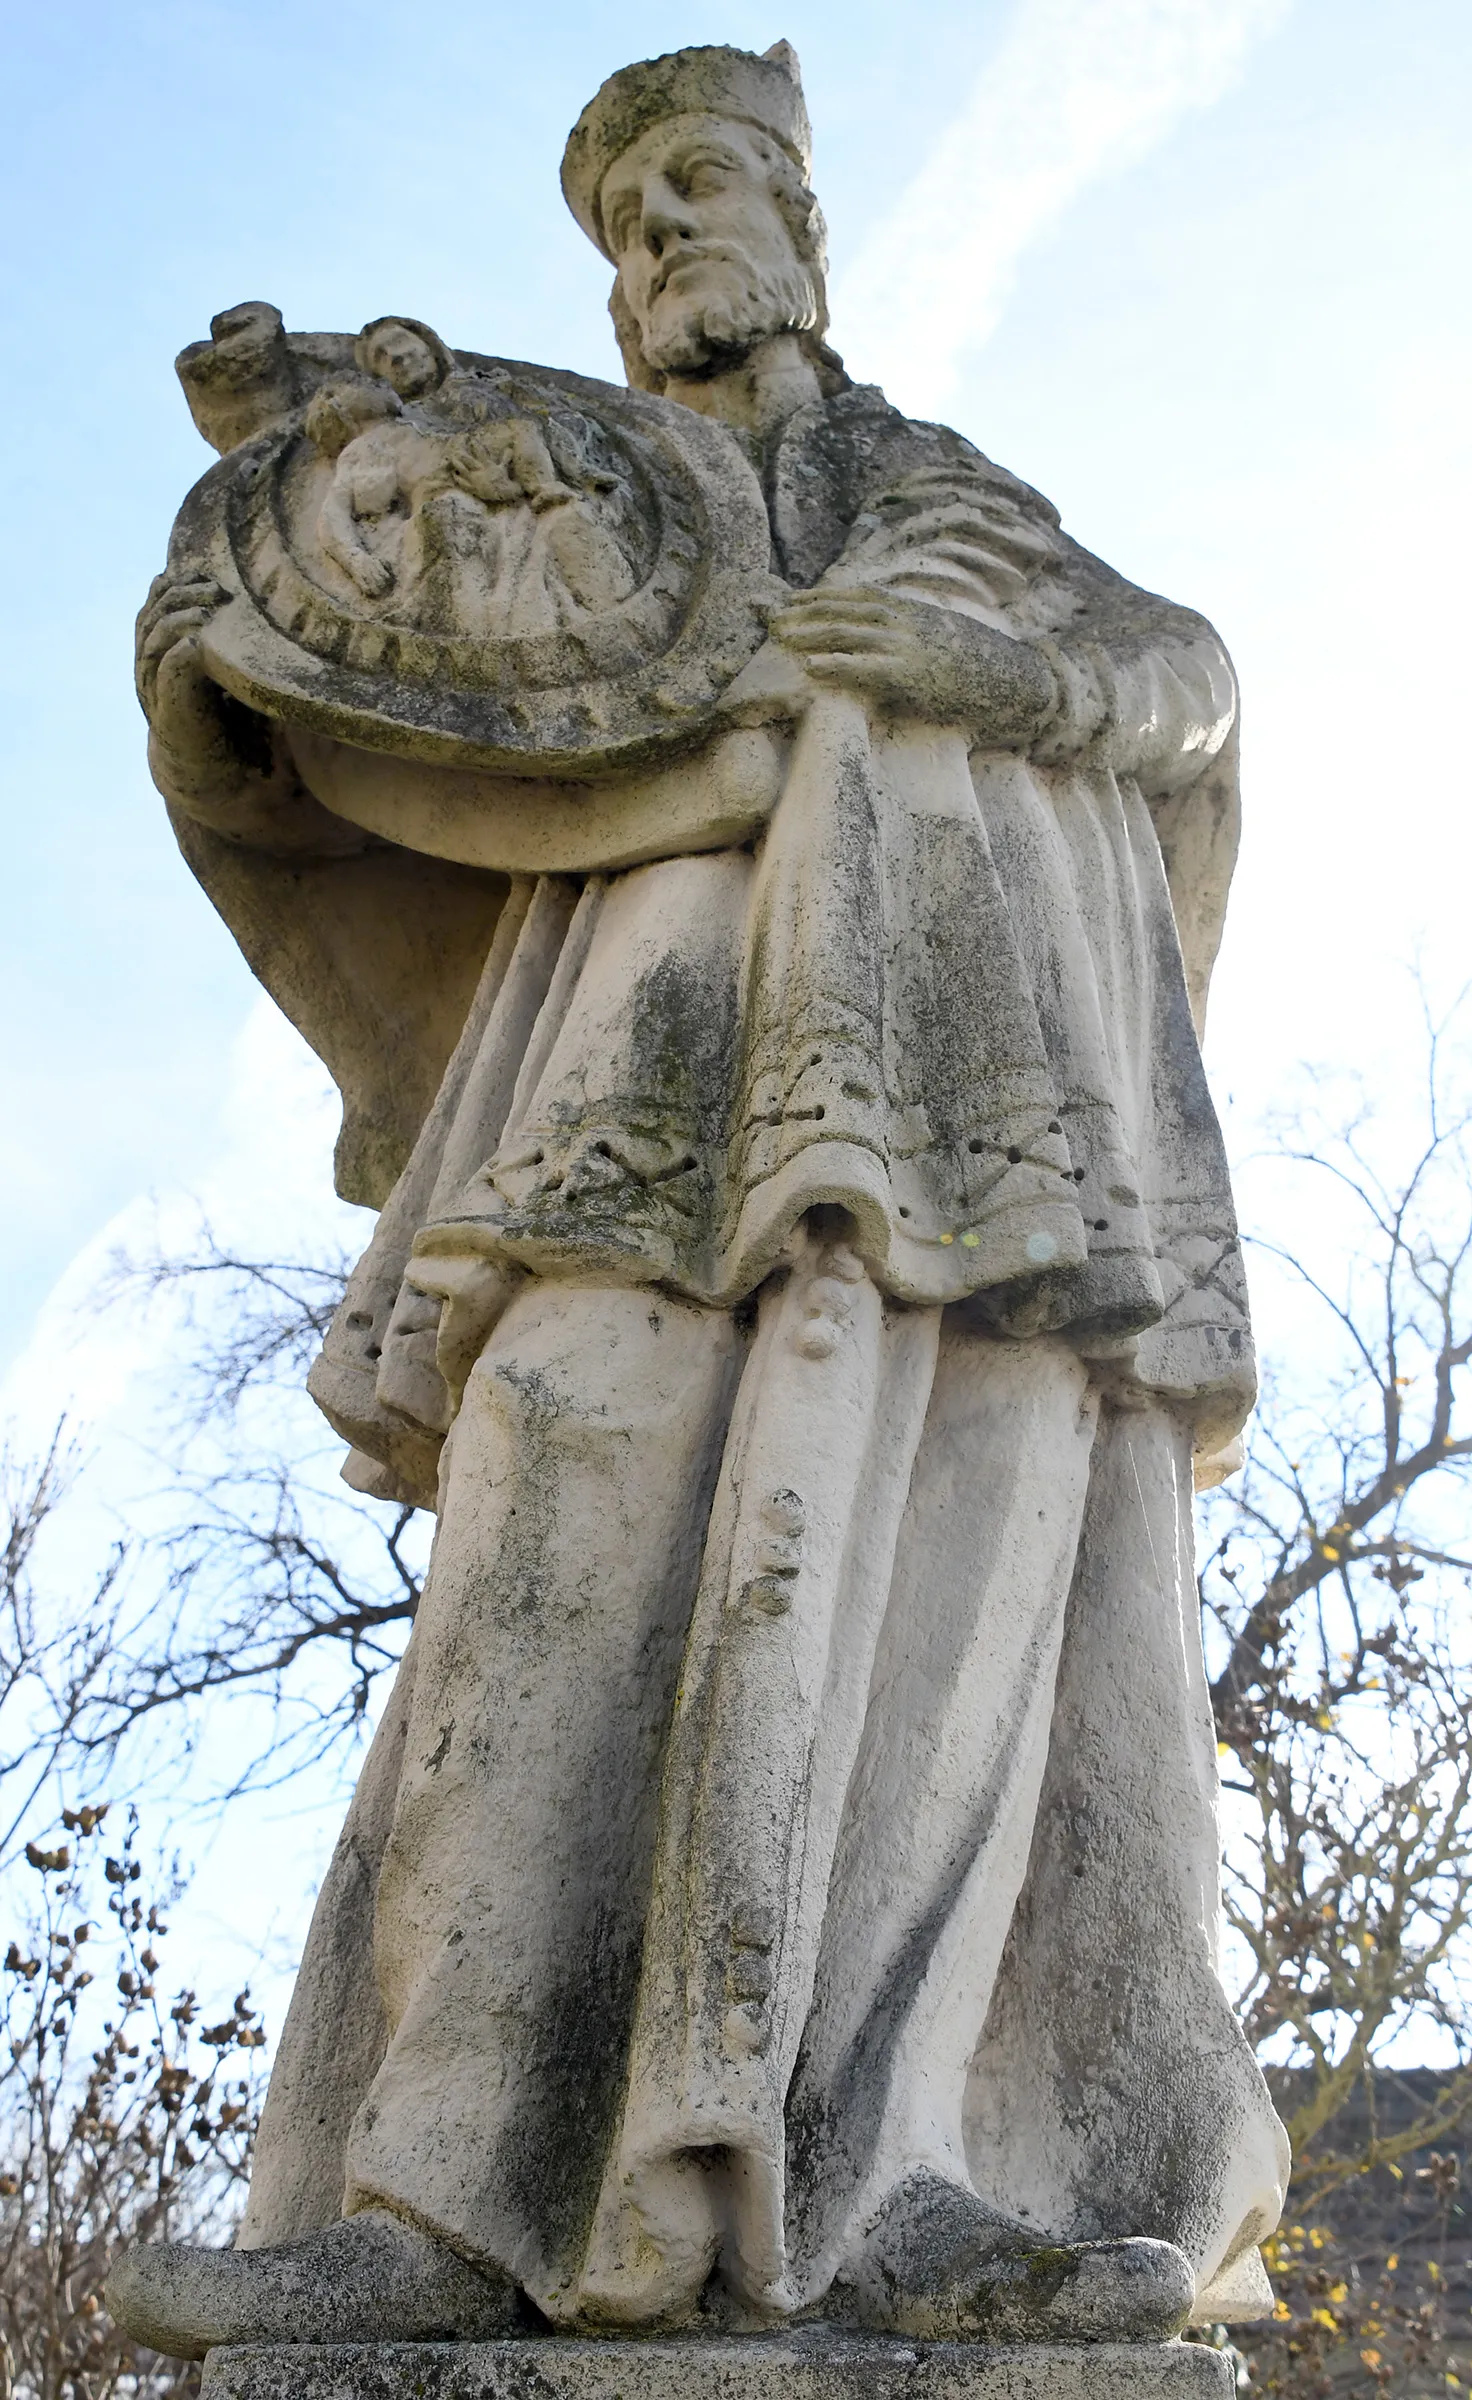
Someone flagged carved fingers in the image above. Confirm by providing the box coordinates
[769,582,934,709]
[773,584,907,649]
[771,579,1058,741]
[347,550,395,598]
[135,575,229,716]
[134,569,371,851]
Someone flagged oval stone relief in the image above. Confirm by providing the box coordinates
[168,346,783,778]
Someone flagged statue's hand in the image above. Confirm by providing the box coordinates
[135,570,367,855]
[769,583,1058,744]
[135,571,231,735]
[345,548,395,598]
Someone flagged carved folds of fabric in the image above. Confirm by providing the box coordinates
[307,393,1254,1491]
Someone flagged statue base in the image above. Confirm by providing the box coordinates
[200,2333,1234,2400]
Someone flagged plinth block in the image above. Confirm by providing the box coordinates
[201,2335,1234,2400]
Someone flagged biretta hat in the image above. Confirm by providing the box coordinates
[561,42,811,260]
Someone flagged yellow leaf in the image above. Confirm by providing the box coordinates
[1387,2165,1404,2181]
[1361,2351,1382,2370]
[1329,2283,1349,2302]
[1311,2307,1338,2328]
[1323,1545,1341,1562]
[1274,2303,1293,2321]
[1387,2254,1399,2270]
[1218,1742,1233,1758]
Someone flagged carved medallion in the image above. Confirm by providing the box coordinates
[168,337,783,777]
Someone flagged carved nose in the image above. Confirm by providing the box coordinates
[642,187,696,258]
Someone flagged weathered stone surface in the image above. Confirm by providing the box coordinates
[174,345,787,779]
[201,2335,1234,2400]
[112,32,1289,2364]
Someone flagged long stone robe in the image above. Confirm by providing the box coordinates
[178,381,1288,2328]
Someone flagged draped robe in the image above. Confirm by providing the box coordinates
[172,380,1288,2329]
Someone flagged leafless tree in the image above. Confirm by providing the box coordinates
[1199,994,1472,2394]
[0,1806,264,2400]
[0,1443,129,1873]
[48,1236,425,1798]
[1205,995,1472,2188]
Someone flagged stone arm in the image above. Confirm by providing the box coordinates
[137,575,372,857]
[766,561,1240,1036]
[315,470,395,598]
[138,574,507,1204]
[765,429,1242,1031]
[1026,559,1242,1034]
[1028,567,1238,806]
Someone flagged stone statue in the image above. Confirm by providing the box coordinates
[110,40,1289,2377]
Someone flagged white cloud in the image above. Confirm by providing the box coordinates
[832,0,1289,415]
[0,996,361,1462]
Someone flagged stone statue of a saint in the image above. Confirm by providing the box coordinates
[110,41,1289,2372]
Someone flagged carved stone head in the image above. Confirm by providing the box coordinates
[354,316,454,400]
[561,42,845,396]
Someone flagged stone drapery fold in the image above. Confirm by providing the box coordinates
[209,376,1284,2331]
[304,383,1254,1490]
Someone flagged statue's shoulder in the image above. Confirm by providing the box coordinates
[775,387,1228,661]
[771,383,1061,587]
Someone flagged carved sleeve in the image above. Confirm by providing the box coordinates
[1029,620,1238,802]
[1024,554,1243,1034]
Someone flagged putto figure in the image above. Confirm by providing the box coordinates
[112,40,1289,2365]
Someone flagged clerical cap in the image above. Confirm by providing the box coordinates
[561,42,812,260]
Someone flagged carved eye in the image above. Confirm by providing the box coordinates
[681,154,732,197]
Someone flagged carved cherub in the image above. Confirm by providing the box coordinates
[353,314,455,400]
[309,359,632,615]
[300,320,460,599]
[440,410,636,627]
[305,379,445,598]
[443,413,577,513]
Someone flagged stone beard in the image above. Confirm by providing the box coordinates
[110,36,1290,2376]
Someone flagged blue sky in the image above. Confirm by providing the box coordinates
[2,0,1470,2000]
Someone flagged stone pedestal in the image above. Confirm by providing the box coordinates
[200,2335,1234,2400]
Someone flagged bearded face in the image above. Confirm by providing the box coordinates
[600,112,821,375]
